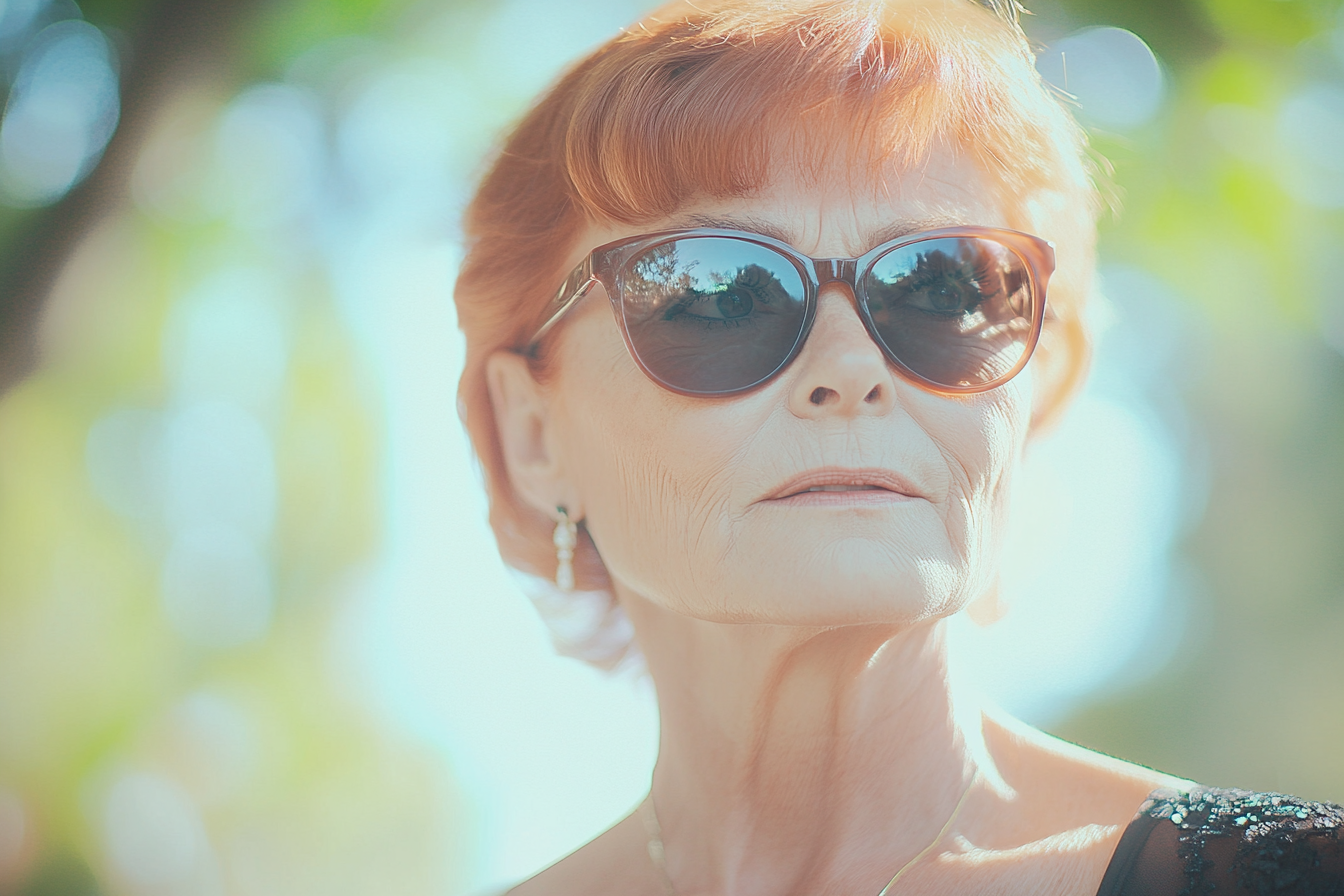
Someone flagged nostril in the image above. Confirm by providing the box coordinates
[864,385,882,403]
[809,387,834,405]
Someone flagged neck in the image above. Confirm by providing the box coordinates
[623,591,998,896]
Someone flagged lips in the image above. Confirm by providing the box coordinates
[764,467,925,502]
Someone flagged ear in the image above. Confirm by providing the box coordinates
[486,351,582,520]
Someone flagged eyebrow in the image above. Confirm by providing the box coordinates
[669,213,973,255]
[672,213,794,244]
[863,215,967,249]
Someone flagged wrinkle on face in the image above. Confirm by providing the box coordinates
[544,146,1035,629]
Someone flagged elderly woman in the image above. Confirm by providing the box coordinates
[453,1,1344,893]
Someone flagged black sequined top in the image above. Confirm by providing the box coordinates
[1096,788,1344,895]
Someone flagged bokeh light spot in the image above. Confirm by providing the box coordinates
[1275,84,1344,208]
[161,526,274,648]
[337,58,474,205]
[1037,27,1166,130]
[101,771,212,891]
[0,19,119,206]
[209,83,324,229]
[0,1,48,49]
[161,402,276,540]
[165,691,259,805]
[162,267,291,414]
[86,407,163,523]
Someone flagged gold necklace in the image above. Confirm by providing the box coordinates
[639,779,974,896]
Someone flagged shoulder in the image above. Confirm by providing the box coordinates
[503,809,657,896]
[982,709,1191,828]
[1097,787,1344,896]
[941,712,1185,894]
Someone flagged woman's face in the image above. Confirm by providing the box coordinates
[538,147,1033,627]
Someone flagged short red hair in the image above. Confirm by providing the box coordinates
[454,0,1099,667]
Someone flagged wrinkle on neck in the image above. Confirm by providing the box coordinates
[622,587,1004,896]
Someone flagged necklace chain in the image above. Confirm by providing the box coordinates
[639,779,974,896]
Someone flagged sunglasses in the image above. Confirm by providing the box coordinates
[526,226,1054,396]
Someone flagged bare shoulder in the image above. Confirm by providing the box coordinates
[983,707,1190,825]
[504,810,657,896]
[953,707,1191,894]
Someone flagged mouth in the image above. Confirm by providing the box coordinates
[762,468,926,505]
[799,484,889,493]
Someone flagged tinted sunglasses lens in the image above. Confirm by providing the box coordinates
[862,237,1036,389]
[616,238,808,394]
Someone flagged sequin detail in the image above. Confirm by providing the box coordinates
[1136,788,1344,895]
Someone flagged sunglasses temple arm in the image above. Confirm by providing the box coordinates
[526,265,599,351]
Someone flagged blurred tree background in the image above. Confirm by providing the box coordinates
[0,0,1341,894]
[1022,0,1344,797]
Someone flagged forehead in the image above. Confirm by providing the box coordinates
[582,142,1007,258]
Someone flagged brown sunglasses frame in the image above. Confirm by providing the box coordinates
[524,225,1056,397]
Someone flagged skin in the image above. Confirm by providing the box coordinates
[487,146,1185,896]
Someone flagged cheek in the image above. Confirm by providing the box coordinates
[927,378,1032,561]
[549,323,758,598]
[546,305,1035,621]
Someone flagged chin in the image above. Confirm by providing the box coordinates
[701,541,980,628]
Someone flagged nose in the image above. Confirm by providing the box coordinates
[787,284,897,419]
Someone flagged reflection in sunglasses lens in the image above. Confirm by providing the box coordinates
[612,234,1035,394]
[863,238,1034,388]
[619,238,808,394]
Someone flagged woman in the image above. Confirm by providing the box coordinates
[454,0,1344,893]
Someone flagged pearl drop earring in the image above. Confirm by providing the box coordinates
[553,507,577,592]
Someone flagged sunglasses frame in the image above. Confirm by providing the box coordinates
[525,225,1055,397]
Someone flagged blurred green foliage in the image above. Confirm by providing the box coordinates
[242,0,414,78]
[1039,0,1344,800]
[0,1,464,893]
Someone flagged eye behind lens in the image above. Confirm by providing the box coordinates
[862,237,1036,389]
[618,237,810,393]
[716,289,754,319]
